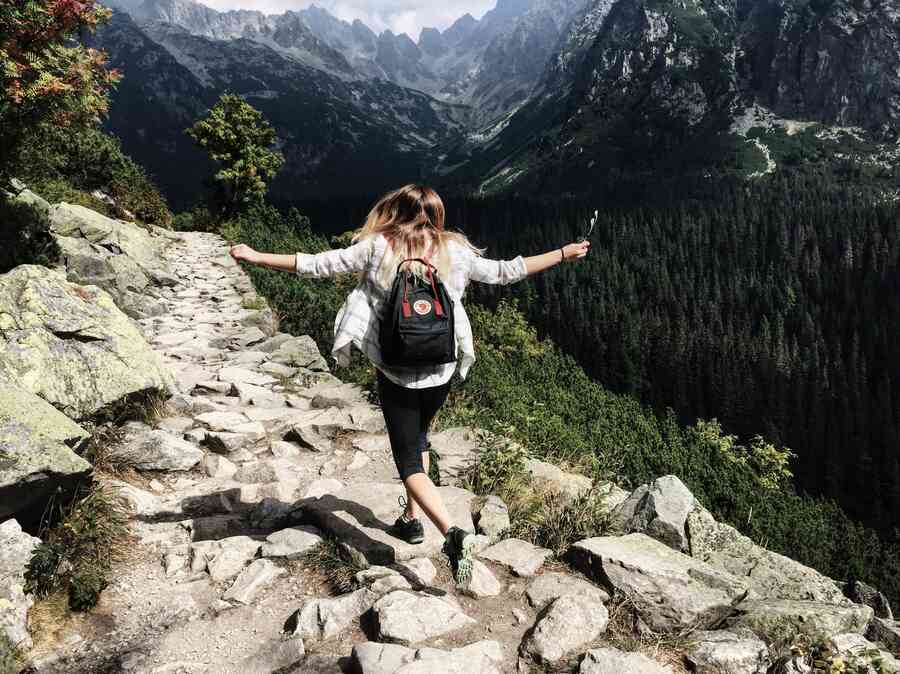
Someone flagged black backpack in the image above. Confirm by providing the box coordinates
[380,257,456,366]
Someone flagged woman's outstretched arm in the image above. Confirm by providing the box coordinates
[229,244,296,272]
[523,241,590,275]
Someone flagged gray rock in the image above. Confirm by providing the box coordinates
[845,580,893,620]
[202,453,237,479]
[524,458,594,505]
[203,536,262,581]
[223,558,285,604]
[472,495,510,538]
[0,265,175,419]
[261,527,323,560]
[459,560,502,598]
[687,506,850,604]
[526,572,609,611]
[217,367,277,387]
[867,617,900,653]
[0,383,92,520]
[728,600,874,643]
[0,519,41,649]
[612,475,695,551]
[303,478,344,499]
[233,637,305,674]
[194,410,251,432]
[285,588,377,641]
[427,427,482,484]
[233,382,286,408]
[374,591,476,644]
[828,633,900,673]
[521,593,609,665]
[302,482,475,565]
[269,335,328,371]
[352,640,503,674]
[580,648,674,674]
[108,428,203,472]
[568,534,750,632]
[684,629,770,674]
[480,538,552,577]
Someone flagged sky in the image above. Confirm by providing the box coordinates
[198,0,497,37]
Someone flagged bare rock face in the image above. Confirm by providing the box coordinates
[107,428,203,472]
[0,265,175,420]
[684,629,770,674]
[0,383,92,521]
[0,519,41,650]
[520,593,609,665]
[727,600,874,643]
[568,533,750,632]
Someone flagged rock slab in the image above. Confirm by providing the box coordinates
[568,533,750,632]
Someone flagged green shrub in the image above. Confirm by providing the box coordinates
[25,483,129,612]
[0,196,59,273]
[15,127,171,226]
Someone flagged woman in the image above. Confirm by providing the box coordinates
[229,185,590,583]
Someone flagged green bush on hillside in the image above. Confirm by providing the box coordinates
[0,197,60,274]
[14,127,171,226]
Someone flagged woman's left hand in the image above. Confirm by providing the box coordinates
[562,241,591,261]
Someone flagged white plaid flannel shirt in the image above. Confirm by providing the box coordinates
[295,234,528,389]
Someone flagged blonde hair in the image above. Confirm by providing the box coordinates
[353,184,483,287]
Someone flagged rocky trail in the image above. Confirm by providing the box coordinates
[2,194,900,674]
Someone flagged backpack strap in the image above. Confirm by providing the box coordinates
[397,257,445,318]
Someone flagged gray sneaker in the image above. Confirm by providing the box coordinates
[442,526,475,584]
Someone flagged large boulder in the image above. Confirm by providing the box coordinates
[867,617,900,653]
[687,506,850,604]
[0,383,92,520]
[728,600,873,643]
[844,580,893,620]
[0,265,175,419]
[0,519,41,650]
[568,533,750,632]
[48,202,178,319]
[479,538,553,577]
[612,475,695,551]
[525,572,609,611]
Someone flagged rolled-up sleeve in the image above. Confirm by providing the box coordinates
[295,238,372,278]
[468,253,528,285]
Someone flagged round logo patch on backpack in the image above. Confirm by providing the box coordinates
[413,299,432,316]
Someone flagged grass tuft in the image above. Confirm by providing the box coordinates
[302,538,366,595]
[0,633,20,674]
[25,483,131,612]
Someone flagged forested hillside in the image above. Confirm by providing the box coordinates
[452,169,900,536]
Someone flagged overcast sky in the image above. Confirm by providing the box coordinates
[199,0,497,37]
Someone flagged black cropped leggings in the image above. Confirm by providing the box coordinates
[376,369,452,480]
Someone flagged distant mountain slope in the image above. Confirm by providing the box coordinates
[440,0,900,193]
[92,12,469,210]
[109,0,593,125]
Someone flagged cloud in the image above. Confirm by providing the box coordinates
[198,0,496,37]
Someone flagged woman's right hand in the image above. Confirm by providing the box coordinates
[229,243,259,265]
